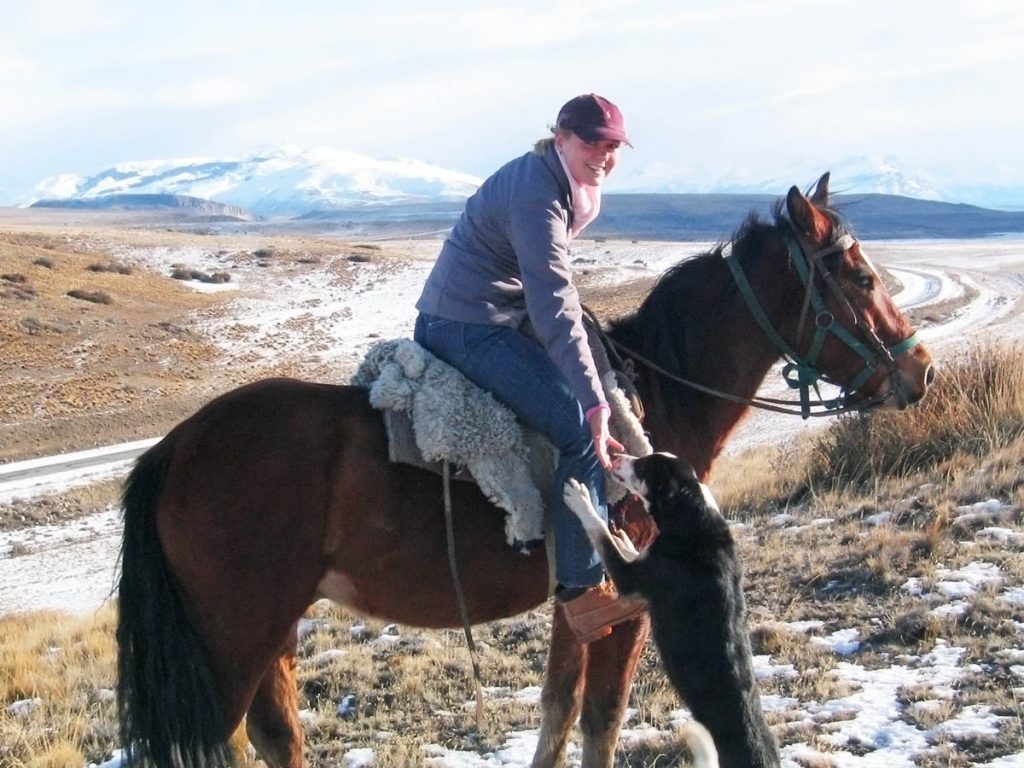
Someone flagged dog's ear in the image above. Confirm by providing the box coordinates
[678,459,698,483]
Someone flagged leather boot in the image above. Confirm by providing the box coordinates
[558,581,647,645]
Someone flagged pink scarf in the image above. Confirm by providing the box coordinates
[556,149,601,239]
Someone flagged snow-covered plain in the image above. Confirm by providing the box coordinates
[4,235,1024,767]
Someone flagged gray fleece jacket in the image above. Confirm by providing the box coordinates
[415,143,605,413]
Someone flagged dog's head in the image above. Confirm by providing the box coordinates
[611,452,721,532]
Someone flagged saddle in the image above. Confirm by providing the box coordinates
[350,332,651,552]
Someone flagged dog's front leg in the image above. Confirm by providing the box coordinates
[607,527,641,563]
[563,479,642,563]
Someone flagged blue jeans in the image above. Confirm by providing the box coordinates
[415,312,606,589]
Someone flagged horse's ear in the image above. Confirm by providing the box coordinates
[810,172,830,205]
[787,184,831,244]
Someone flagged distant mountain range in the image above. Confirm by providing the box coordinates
[30,193,256,221]
[27,191,1024,242]
[589,193,1024,241]
[19,145,1024,240]
[23,145,1024,215]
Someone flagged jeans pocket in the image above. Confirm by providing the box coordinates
[425,316,453,333]
[417,314,469,365]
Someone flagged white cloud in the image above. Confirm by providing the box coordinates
[154,78,263,108]
[1,0,1023,199]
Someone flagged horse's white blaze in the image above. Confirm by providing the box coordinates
[859,245,883,279]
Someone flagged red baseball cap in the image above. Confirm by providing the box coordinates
[555,94,632,147]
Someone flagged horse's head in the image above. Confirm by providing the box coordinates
[780,172,935,411]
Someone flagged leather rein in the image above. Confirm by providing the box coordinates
[591,224,922,419]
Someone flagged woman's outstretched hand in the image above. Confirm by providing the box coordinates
[587,404,624,469]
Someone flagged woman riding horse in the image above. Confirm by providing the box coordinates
[415,93,645,645]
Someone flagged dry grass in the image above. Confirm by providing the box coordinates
[0,608,119,767]
[2,338,1024,765]
[807,343,1024,490]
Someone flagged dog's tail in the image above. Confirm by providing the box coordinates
[678,720,719,768]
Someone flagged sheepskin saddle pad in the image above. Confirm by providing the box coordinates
[351,338,652,551]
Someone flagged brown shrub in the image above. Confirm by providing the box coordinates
[1,273,37,299]
[66,289,113,304]
[86,261,133,275]
[170,267,231,283]
[19,316,66,335]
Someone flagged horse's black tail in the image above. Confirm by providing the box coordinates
[116,441,236,768]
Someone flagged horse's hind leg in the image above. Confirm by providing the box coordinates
[246,627,305,768]
[532,608,587,768]
[578,615,650,768]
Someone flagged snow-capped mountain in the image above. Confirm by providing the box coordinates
[29,145,484,216]
[611,155,949,201]
[24,148,1024,215]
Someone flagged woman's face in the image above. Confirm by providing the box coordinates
[555,133,621,187]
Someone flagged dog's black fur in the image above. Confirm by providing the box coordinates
[566,453,780,768]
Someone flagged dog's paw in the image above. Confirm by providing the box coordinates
[562,478,589,514]
[562,480,604,532]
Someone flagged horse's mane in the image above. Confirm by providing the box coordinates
[629,212,778,327]
[639,195,850,318]
[606,210,785,394]
[607,194,855,392]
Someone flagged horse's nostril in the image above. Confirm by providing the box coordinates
[925,364,936,388]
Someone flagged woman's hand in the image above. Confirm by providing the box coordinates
[587,404,624,469]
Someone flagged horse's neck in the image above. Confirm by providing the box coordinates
[613,261,784,479]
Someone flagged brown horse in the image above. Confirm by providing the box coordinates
[116,174,934,768]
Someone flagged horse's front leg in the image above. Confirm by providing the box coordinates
[579,614,650,768]
[532,606,587,768]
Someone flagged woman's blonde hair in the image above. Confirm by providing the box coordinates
[533,128,572,155]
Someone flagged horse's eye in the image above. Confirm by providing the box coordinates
[855,271,874,291]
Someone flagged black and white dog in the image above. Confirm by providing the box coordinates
[564,453,780,768]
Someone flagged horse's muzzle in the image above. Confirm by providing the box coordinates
[877,351,936,411]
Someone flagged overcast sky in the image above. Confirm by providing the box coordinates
[1,0,1022,203]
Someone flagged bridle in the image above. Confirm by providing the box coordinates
[598,220,922,419]
[724,222,922,417]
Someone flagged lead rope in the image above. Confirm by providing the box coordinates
[442,459,486,730]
